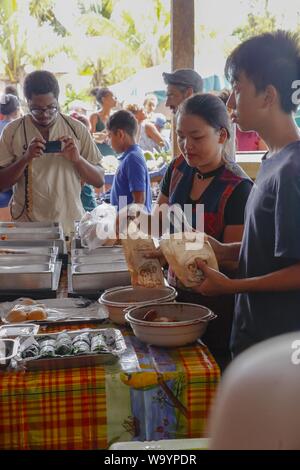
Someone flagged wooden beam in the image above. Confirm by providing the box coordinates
[171,0,195,70]
[170,0,195,156]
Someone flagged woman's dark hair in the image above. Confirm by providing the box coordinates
[107,110,137,138]
[179,93,231,139]
[225,30,300,113]
[23,70,60,100]
[0,94,20,115]
[96,87,111,105]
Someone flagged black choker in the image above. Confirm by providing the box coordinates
[195,165,225,180]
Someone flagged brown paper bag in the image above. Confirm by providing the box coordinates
[160,232,218,288]
[121,222,165,288]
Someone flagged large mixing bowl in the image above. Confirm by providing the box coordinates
[125,302,217,347]
[98,285,177,325]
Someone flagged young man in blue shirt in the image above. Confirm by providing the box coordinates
[193,30,300,356]
[107,110,152,213]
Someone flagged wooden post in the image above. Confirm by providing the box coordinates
[171,0,195,157]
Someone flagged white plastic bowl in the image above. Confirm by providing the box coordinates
[98,285,177,325]
[125,302,217,347]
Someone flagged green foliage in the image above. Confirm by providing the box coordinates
[29,0,69,37]
[62,84,92,112]
[232,11,277,42]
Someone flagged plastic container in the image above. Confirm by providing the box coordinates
[125,302,216,347]
[99,285,177,325]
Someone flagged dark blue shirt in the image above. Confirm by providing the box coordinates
[231,141,300,356]
[110,144,152,212]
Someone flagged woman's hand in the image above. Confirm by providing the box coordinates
[205,235,227,265]
[23,137,46,162]
[59,136,80,163]
[192,259,234,296]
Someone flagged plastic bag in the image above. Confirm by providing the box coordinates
[160,232,219,288]
[122,221,165,288]
[79,203,118,250]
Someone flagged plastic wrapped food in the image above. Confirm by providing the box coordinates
[73,340,90,355]
[55,332,73,356]
[91,334,107,353]
[39,338,56,357]
[160,232,219,288]
[21,339,40,358]
[72,333,90,346]
[122,221,164,288]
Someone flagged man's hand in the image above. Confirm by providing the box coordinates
[192,259,234,296]
[59,136,80,163]
[24,137,46,163]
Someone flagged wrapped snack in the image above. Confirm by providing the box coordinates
[16,298,37,306]
[6,306,28,323]
[122,221,164,288]
[21,338,40,358]
[26,307,47,321]
[91,334,108,353]
[55,332,73,356]
[72,333,90,346]
[38,338,56,358]
[73,340,90,355]
[160,232,219,288]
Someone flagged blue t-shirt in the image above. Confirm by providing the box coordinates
[231,141,300,356]
[110,144,152,212]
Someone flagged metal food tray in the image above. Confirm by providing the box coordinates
[0,228,62,240]
[0,262,58,291]
[0,239,66,255]
[16,328,126,370]
[0,222,61,229]
[71,236,122,251]
[0,254,57,265]
[71,246,125,265]
[0,338,19,370]
[70,262,131,292]
[0,246,58,256]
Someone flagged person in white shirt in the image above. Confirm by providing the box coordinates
[0,70,104,235]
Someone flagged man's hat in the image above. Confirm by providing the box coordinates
[162,68,203,93]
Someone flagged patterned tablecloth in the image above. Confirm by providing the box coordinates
[0,324,220,450]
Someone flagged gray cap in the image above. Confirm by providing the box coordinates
[162,68,203,93]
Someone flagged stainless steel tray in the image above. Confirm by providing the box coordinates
[0,263,56,290]
[70,264,131,292]
[0,239,66,255]
[0,229,62,240]
[0,254,57,265]
[71,246,125,264]
[72,262,128,274]
[0,246,58,256]
[15,328,126,370]
[0,222,61,229]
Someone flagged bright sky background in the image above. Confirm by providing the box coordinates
[195,0,300,75]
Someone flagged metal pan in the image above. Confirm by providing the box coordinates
[0,255,57,265]
[0,246,58,256]
[0,222,61,229]
[0,263,55,290]
[70,265,131,292]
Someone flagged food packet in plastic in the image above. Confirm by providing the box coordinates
[159,231,218,288]
[121,222,165,288]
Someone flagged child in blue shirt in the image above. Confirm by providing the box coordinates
[107,110,152,212]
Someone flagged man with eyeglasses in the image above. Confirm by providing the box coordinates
[0,70,104,235]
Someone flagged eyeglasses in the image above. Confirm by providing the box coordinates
[29,106,58,117]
